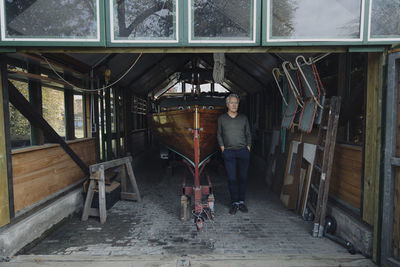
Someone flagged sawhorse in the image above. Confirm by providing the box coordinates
[81,156,141,223]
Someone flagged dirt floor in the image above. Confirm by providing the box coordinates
[5,150,376,267]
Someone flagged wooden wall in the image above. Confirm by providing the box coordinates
[330,144,362,210]
[11,138,96,213]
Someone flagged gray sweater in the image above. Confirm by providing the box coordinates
[217,113,251,150]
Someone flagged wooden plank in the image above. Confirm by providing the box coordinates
[81,179,96,221]
[12,139,96,212]
[98,166,106,224]
[8,70,71,89]
[363,53,382,225]
[89,157,129,172]
[125,160,141,202]
[15,47,349,54]
[7,80,89,175]
[280,141,301,209]
[0,67,11,226]
[330,143,363,209]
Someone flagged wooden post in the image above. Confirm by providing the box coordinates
[28,64,44,145]
[98,165,107,224]
[0,65,13,226]
[64,73,75,140]
[125,157,142,202]
[100,89,106,161]
[114,87,121,157]
[105,87,112,160]
[83,93,89,138]
[122,88,128,154]
[363,53,384,261]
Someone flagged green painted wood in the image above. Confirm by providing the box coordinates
[0,0,106,47]
[0,0,399,46]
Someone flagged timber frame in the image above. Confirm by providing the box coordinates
[381,51,400,267]
[0,45,394,265]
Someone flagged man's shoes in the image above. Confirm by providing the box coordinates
[239,203,248,213]
[229,203,239,215]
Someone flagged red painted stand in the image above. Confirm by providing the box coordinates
[180,123,214,230]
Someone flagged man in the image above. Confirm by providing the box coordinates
[217,94,251,215]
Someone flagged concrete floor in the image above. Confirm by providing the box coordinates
[4,150,376,266]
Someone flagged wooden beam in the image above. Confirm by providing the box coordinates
[16,53,88,77]
[100,89,106,161]
[363,53,383,262]
[105,87,113,161]
[7,80,89,175]
[0,66,13,227]
[15,47,349,54]
[28,64,44,145]
[64,73,75,140]
[8,70,70,88]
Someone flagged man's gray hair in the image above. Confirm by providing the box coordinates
[226,93,240,104]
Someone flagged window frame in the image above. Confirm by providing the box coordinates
[264,0,367,45]
[367,0,400,43]
[187,0,260,45]
[107,0,180,46]
[0,0,104,46]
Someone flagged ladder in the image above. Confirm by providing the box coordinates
[306,96,341,237]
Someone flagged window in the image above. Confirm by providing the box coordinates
[1,0,100,41]
[74,94,84,138]
[368,0,400,40]
[268,0,364,41]
[110,0,178,43]
[336,53,367,145]
[42,87,65,137]
[9,79,30,148]
[189,0,257,43]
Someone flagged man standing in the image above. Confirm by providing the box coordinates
[217,94,251,215]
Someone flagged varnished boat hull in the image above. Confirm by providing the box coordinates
[150,107,224,165]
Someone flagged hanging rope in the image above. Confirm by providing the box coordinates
[213,53,225,84]
[39,53,143,93]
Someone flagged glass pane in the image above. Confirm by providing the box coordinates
[42,87,65,137]
[112,0,176,40]
[192,0,254,40]
[4,0,98,39]
[74,95,84,138]
[270,0,362,39]
[9,80,30,148]
[370,0,400,38]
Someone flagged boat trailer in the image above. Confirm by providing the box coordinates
[180,111,215,230]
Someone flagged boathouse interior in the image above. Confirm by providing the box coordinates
[2,50,374,252]
[1,0,400,265]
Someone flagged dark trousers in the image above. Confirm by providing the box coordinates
[223,147,250,203]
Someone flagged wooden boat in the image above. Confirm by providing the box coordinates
[150,100,225,166]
